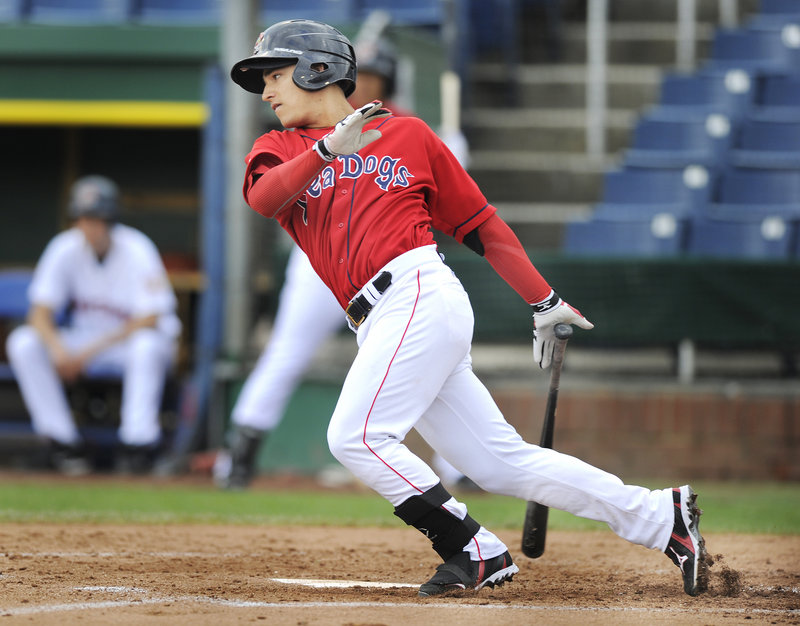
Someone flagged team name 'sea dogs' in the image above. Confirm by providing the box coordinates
[307,154,414,197]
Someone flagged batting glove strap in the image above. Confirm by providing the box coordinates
[313,138,337,162]
[530,289,561,315]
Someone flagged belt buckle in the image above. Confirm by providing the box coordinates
[345,301,366,328]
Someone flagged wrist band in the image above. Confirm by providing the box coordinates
[313,138,336,162]
[530,289,561,315]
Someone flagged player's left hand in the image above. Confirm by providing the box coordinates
[314,100,390,161]
[532,292,593,369]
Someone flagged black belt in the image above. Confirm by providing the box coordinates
[345,271,392,328]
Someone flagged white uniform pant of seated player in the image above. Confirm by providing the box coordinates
[225,244,469,487]
[7,325,175,447]
[327,245,675,562]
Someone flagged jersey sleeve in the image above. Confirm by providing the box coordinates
[131,240,176,315]
[242,132,327,219]
[420,122,496,242]
[28,233,73,313]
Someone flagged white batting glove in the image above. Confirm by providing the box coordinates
[314,100,389,161]
[532,290,594,369]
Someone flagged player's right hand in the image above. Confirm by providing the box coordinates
[314,100,390,161]
[532,292,593,369]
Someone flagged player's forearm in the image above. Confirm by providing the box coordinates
[477,215,552,304]
[246,148,328,219]
[27,305,67,359]
[79,314,159,362]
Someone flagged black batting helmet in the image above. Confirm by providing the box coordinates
[67,175,120,222]
[355,38,398,97]
[231,20,357,97]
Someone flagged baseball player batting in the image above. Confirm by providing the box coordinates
[230,19,708,597]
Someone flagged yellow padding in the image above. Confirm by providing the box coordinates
[0,100,208,127]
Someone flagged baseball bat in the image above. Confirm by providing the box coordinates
[521,322,573,559]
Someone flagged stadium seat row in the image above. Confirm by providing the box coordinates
[565,208,800,260]
[566,165,800,260]
[0,0,443,26]
[565,3,800,261]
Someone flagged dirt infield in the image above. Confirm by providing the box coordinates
[1,518,798,625]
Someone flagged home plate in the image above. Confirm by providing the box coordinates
[271,578,417,589]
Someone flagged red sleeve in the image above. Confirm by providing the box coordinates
[243,146,327,219]
[478,213,552,304]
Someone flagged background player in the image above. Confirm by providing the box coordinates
[214,29,472,490]
[229,19,707,599]
[6,175,181,475]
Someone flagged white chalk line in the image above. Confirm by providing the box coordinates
[272,577,417,589]
[0,584,798,618]
[3,551,259,558]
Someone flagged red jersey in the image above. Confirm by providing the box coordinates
[243,114,495,308]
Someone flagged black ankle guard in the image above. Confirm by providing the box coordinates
[393,483,481,561]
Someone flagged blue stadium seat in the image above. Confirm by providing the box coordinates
[655,69,755,120]
[748,0,800,29]
[355,0,443,26]
[0,270,32,382]
[136,0,220,24]
[563,213,686,258]
[752,73,800,122]
[28,0,132,23]
[730,118,800,168]
[260,0,357,25]
[686,212,797,259]
[0,0,26,22]
[623,112,735,168]
[705,26,800,75]
[716,167,800,204]
[0,270,32,322]
[600,165,714,207]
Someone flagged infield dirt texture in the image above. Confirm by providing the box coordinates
[1,492,797,624]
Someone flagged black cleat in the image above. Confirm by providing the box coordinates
[216,426,264,490]
[418,550,519,597]
[48,440,91,476]
[664,485,709,596]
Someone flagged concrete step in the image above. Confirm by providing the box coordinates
[607,0,760,22]
[464,107,636,153]
[468,150,615,204]
[468,63,661,110]
[555,21,715,65]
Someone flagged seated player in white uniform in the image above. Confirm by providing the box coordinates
[6,175,181,475]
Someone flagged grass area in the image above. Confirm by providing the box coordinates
[0,477,798,534]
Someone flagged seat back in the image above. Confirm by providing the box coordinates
[602,165,713,207]
[563,214,686,258]
[658,69,754,118]
[687,214,796,259]
[717,168,800,204]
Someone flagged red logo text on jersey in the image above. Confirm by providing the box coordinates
[306,154,414,197]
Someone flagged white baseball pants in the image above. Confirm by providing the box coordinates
[7,325,175,446]
[327,245,675,561]
[232,245,344,431]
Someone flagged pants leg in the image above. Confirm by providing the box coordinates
[233,247,345,431]
[5,325,80,445]
[415,365,674,551]
[115,329,175,446]
[326,261,474,507]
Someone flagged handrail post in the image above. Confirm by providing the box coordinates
[586,0,607,157]
[677,0,697,71]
